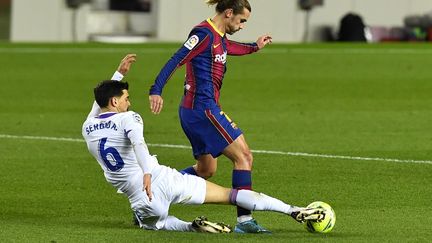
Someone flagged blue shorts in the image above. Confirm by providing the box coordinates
[179,106,243,158]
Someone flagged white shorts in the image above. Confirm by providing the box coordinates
[129,165,206,230]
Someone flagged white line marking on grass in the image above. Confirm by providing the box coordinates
[1,134,431,165]
[252,149,432,165]
[0,134,85,142]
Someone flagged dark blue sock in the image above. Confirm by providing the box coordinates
[232,170,252,217]
[180,166,197,176]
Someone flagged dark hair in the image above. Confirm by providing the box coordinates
[206,0,251,15]
[94,80,129,108]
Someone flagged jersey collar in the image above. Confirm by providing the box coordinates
[98,112,117,119]
[206,18,224,37]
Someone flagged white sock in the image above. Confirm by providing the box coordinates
[234,189,296,215]
[237,214,253,223]
[162,216,194,232]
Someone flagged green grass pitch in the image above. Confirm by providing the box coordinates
[1,43,432,242]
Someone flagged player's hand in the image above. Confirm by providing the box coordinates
[149,95,164,114]
[117,54,137,75]
[143,173,152,201]
[256,34,272,49]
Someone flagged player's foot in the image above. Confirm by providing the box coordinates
[290,207,325,223]
[234,219,271,234]
[192,216,232,233]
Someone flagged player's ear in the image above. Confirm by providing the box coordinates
[110,97,119,107]
[224,8,233,18]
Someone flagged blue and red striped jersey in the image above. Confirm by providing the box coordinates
[149,19,259,110]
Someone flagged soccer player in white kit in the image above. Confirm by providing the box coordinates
[82,54,324,233]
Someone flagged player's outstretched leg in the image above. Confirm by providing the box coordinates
[204,179,325,233]
[230,189,325,225]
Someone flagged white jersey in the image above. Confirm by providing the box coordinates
[82,110,206,230]
[82,71,158,195]
[81,72,209,231]
[82,111,158,194]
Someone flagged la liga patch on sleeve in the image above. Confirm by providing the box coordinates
[133,113,143,124]
[184,35,199,50]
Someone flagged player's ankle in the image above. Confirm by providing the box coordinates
[237,215,253,223]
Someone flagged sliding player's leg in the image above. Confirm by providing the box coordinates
[204,180,325,225]
[204,180,295,214]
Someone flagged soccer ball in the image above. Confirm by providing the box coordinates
[304,201,336,233]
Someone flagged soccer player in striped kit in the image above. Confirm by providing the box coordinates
[148,0,273,233]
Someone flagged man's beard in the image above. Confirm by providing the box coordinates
[227,28,239,35]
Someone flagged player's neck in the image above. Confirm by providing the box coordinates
[100,107,118,114]
[210,15,226,34]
